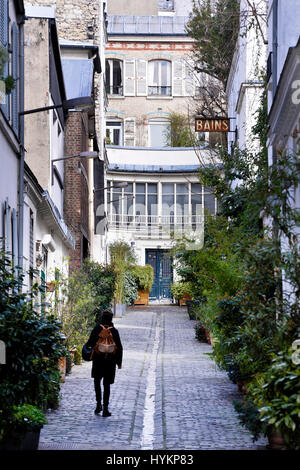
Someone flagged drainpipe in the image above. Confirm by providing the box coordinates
[272,0,278,167]
[272,0,278,100]
[18,19,25,270]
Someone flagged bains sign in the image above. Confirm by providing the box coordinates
[195,117,229,132]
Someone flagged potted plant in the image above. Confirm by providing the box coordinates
[0,404,47,450]
[0,46,16,95]
[131,265,154,305]
[170,281,193,306]
[250,350,300,450]
[109,241,136,316]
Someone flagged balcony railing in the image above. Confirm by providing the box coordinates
[108,214,203,237]
[148,86,172,96]
[106,85,123,96]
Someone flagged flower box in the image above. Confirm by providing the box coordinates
[134,289,150,305]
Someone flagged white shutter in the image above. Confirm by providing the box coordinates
[124,59,136,96]
[184,60,195,97]
[172,60,184,96]
[136,59,147,96]
[124,118,136,147]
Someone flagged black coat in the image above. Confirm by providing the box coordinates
[86,323,123,384]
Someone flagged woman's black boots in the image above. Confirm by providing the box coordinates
[102,407,111,417]
[94,403,102,414]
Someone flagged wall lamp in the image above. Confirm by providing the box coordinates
[51,151,99,185]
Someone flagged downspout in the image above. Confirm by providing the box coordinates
[272,0,278,167]
[18,19,25,269]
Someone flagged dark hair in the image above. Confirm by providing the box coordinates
[101,310,113,325]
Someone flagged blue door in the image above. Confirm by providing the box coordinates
[146,250,173,302]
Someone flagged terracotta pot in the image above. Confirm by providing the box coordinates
[46,281,55,292]
[267,430,287,450]
[58,357,66,382]
[179,294,193,306]
[237,381,246,393]
[204,329,211,344]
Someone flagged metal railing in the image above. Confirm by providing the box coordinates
[148,86,172,96]
[108,214,204,236]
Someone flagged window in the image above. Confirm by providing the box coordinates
[148,183,158,217]
[136,183,146,217]
[149,119,170,147]
[176,183,189,217]
[106,120,123,146]
[148,60,171,96]
[158,0,174,11]
[105,59,123,95]
[204,186,216,215]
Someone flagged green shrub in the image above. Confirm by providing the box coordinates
[0,252,66,443]
[249,350,300,450]
[233,400,267,442]
[81,259,117,321]
[122,271,139,305]
[109,241,136,304]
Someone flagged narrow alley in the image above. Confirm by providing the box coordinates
[38,306,268,451]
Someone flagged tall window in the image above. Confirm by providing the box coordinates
[105,59,123,95]
[148,119,170,147]
[176,183,189,218]
[148,60,171,96]
[106,120,123,146]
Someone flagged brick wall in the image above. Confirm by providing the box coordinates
[64,111,90,273]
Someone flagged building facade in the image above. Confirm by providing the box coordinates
[24,0,108,266]
[0,0,25,267]
[104,0,218,303]
[61,41,101,273]
[23,6,74,291]
[266,0,300,298]
[226,0,268,154]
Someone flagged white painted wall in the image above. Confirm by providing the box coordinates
[107,146,211,166]
[227,0,267,153]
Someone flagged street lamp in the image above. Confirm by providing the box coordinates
[94,182,128,192]
[19,96,94,116]
[51,151,99,185]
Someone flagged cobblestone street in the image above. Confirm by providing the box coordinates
[38,306,268,450]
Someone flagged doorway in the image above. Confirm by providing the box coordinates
[146,249,173,303]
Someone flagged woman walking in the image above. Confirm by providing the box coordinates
[86,310,123,417]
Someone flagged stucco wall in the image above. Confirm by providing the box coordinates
[24,17,51,190]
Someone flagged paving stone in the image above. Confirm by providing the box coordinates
[38,306,267,450]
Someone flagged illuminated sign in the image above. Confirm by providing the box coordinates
[195,118,230,133]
